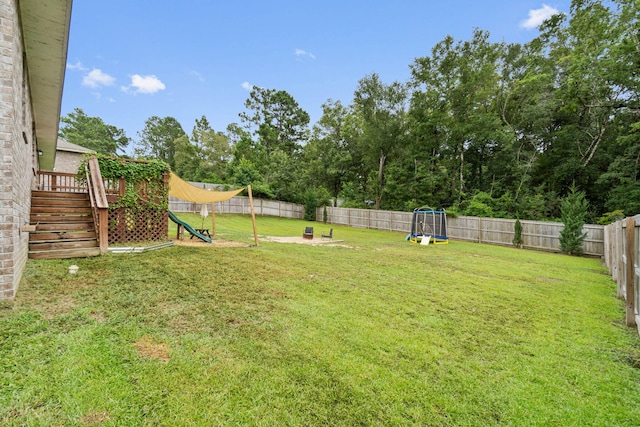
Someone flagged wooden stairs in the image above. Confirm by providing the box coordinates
[29,190,101,259]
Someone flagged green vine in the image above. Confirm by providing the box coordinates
[78,154,170,212]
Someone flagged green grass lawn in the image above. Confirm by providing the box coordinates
[2,214,640,426]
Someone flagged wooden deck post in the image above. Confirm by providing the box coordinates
[98,210,109,253]
[211,203,216,237]
[119,178,126,196]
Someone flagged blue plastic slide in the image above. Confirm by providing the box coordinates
[168,211,212,243]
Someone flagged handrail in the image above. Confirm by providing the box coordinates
[86,156,109,253]
[37,170,87,192]
[87,157,108,209]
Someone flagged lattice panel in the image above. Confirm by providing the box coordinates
[108,208,168,243]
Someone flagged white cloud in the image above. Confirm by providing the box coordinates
[128,74,166,94]
[520,4,560,29]
[189,70,205,82]
[82,68,115,88]
[295,48,316,59]
[67,60,88,71]
[241,81,252,91]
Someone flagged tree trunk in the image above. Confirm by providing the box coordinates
[375,152,387,210]
[458,146,465,205]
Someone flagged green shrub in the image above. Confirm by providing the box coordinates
[464,199,494,217]
[559,185,589,256]
[598,210,625,225]
[303,188,331,221]
[513,218,524,248]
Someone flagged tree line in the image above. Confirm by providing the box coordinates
[59,0,639,223]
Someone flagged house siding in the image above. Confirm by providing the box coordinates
[0,0,37,299]
[54,150,84,174]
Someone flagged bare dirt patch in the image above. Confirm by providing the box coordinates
[171,237,250,248]
[81,412,111,425]
[134,337,171,362]
[37,294,77,320]
[89,311,106,323]
[262,236,352,248]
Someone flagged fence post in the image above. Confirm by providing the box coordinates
[625,217,636,326]
[618,222,625,299]
[248,186,259,247]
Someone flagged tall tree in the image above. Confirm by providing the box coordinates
[239,86,310,161]
[173,117,231,182]
[596,0,640,216]
[134,116,186,169]
[226,122,265,167]
[410,30,504,207]
[494,39,559,216]
[173,134,198,179]
[531,1,622,213]
[353,73,408,209]
[59,108,130,155]
[191,116,231,181]
[303,99,354,204]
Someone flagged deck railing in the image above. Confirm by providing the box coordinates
[37,171,87,192]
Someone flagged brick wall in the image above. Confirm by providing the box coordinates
[0,0,37,299]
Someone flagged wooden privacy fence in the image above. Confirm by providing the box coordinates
[169,196,304,219]
[448,216,604,256]
[603,216,640,334]
[317,206,605,256]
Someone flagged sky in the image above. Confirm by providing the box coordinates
[60,1,570,150]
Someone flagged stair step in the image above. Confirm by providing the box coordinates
[35,222,95,232]
[31,206,92,215]
[29,231,97,241]
[30,214,93,223]
[29,247,101,260]
[31,198,91,207]
[31,216,94,224]
[29,239,99,251]
[32,191,88,200]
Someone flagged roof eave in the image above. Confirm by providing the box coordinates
[20,0,73,171]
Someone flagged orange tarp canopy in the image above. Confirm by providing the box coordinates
[168,172,244,203]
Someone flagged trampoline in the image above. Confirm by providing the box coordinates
[408,207,448,245]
